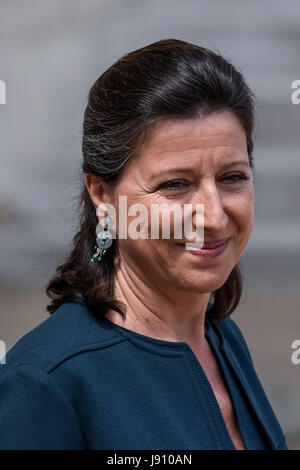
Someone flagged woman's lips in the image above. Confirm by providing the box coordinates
[175,238,230,257]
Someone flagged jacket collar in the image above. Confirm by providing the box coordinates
[211,319,286,450]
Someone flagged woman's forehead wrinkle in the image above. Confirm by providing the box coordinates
[143,132,246,156]
[135,116,248,178]
[142,142,246,170]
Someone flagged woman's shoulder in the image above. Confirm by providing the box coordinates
[0,300,123,379]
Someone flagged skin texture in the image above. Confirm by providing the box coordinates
[85,110,255,449]
[85,110,254,347]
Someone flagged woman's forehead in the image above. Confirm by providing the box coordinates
[138,112,247,157]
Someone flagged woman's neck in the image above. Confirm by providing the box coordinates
[105,261,211,352]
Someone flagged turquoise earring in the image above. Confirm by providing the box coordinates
[90,214,114,263]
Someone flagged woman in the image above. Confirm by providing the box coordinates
[0,39,288,450]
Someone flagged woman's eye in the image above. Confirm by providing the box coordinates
[158,180,187,191]
[223,174,249,183]
[157,174,249,192]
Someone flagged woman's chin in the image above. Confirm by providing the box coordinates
[173,271,229,293]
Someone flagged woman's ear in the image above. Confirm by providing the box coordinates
[84,174,115,230]
[84,174,110,209]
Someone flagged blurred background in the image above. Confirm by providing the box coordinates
[0,0,299,449]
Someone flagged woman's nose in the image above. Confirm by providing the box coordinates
[193,183,228,233]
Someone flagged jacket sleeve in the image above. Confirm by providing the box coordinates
[0,363,86,449]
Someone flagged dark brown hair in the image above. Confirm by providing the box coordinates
[46,38,256,322]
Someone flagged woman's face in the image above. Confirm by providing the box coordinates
[108,110,254,295]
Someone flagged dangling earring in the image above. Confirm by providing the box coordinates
[90,214,114,263]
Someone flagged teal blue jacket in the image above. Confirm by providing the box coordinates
[0,299,288,450]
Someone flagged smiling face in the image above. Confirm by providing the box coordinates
[104,110,255,296]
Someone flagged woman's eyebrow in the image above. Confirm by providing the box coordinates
[220,160,251,170]
[154,168,195,177]
[151,160,251,178]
